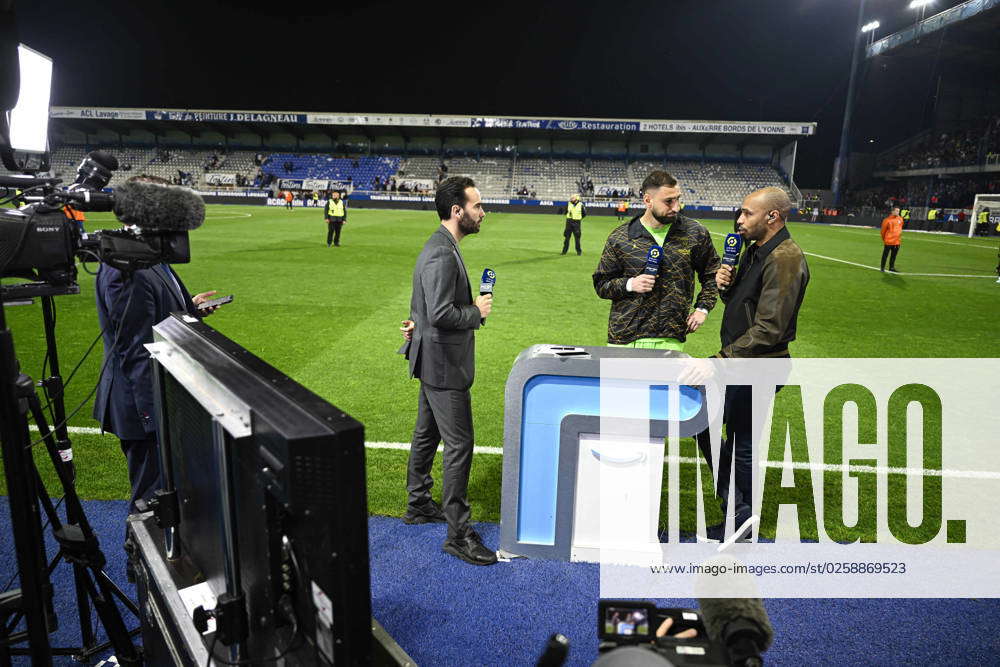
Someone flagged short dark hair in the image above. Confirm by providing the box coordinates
[435,176,476,220]
[641,170,678,193]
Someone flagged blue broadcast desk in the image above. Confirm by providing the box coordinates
[499,345,707,561]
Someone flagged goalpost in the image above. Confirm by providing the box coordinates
[969,193,1000,238]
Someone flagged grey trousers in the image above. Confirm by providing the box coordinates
[407,381,474,539]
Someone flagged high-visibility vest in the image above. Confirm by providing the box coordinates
[617,201,628,213]
[979,210,989,224]
[928,209,937,221]
[901,209,910,220]
[328,200,345,217]
[64,206,85,222]
[567,201,584,220]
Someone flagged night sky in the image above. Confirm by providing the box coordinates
[14,0,973,188]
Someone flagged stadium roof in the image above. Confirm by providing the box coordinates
[866,0,1000,70]
[49,107,816,147]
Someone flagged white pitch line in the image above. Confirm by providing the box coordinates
[205,213,254,220]
[42,427,998,479]
[708,232,995,279]
[826,225,997,250]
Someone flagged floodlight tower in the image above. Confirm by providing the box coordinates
[909,0,933,23]
[832,0,869,207]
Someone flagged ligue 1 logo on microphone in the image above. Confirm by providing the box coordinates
[650,247,660,260]
[486,269,496,281]
[726,235,739,249]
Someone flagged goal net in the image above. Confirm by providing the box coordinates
[969,193,1000,237]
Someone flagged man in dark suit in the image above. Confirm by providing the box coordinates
[398,176,496,566]
[93,253,221,513]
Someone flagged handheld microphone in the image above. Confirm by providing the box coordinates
[697,597,774,667]
[112,181,206,231]
[643,245,662,276]
[479,268,496,326]
[719,233,743,292]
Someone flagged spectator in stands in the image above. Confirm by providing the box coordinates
[561,194,586,255]
[324,190,347,247]
[880,207,904,272]
[592,170,720,352]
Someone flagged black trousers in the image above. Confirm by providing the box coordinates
[562,219,582,254]
[696,386,753,529]
[695,380,786,535]
[285,200,293,209]
[881,244,899,270]
[407,382,475,539]
[326,218,344,245]
[119,433,161,514]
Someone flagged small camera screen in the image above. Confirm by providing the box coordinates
[603,606,650,637]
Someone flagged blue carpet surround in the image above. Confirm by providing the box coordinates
[1,499,998,665]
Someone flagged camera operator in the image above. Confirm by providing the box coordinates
[92,175,224,514]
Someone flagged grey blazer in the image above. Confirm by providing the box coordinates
[401,226,481,390]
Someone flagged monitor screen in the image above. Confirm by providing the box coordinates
[150,313,371,665]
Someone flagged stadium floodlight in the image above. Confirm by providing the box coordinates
[861,20,880,33]
[908,0,932,8]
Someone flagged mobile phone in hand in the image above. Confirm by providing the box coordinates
[197,294,233,311]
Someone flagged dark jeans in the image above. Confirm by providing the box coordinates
[696,383,784,532]
[881,244,899,270]
[562,219,581,254]
[696,386,752,528]
[326,218,344,245]
[119,433,161,514]
[407,382,474,539]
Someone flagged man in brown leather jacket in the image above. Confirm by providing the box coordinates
[703,187,809,541]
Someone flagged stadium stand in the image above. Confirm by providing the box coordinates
[446,157,513,197]
[6,142,794,209]
[512,158,584,199]
[588,160,631,197]
[876,114,1000,172]
[262,154,400,191]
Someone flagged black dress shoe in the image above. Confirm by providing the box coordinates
[442,530,498,566]
[403,499,446,524]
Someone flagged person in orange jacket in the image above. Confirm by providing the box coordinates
[880,206,904,272]
[64,204,86,233]
[283,189,294,210]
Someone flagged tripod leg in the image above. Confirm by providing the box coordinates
[79,571,142,666]
[23,381,140,662]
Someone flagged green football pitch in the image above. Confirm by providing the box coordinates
[2,205,998,532]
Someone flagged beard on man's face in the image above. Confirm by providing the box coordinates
[652,208,677,225]
[459,213,481,234]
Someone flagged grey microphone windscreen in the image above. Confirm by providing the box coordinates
[113,181,206,231]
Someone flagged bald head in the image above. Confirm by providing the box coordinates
[751,187,793,222]
[737,187,793,244]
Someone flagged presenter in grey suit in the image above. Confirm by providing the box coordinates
[399,176,497,566]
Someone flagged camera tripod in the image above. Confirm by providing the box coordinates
[0,284,141,665]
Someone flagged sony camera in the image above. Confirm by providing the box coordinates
[0,151,199,289]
